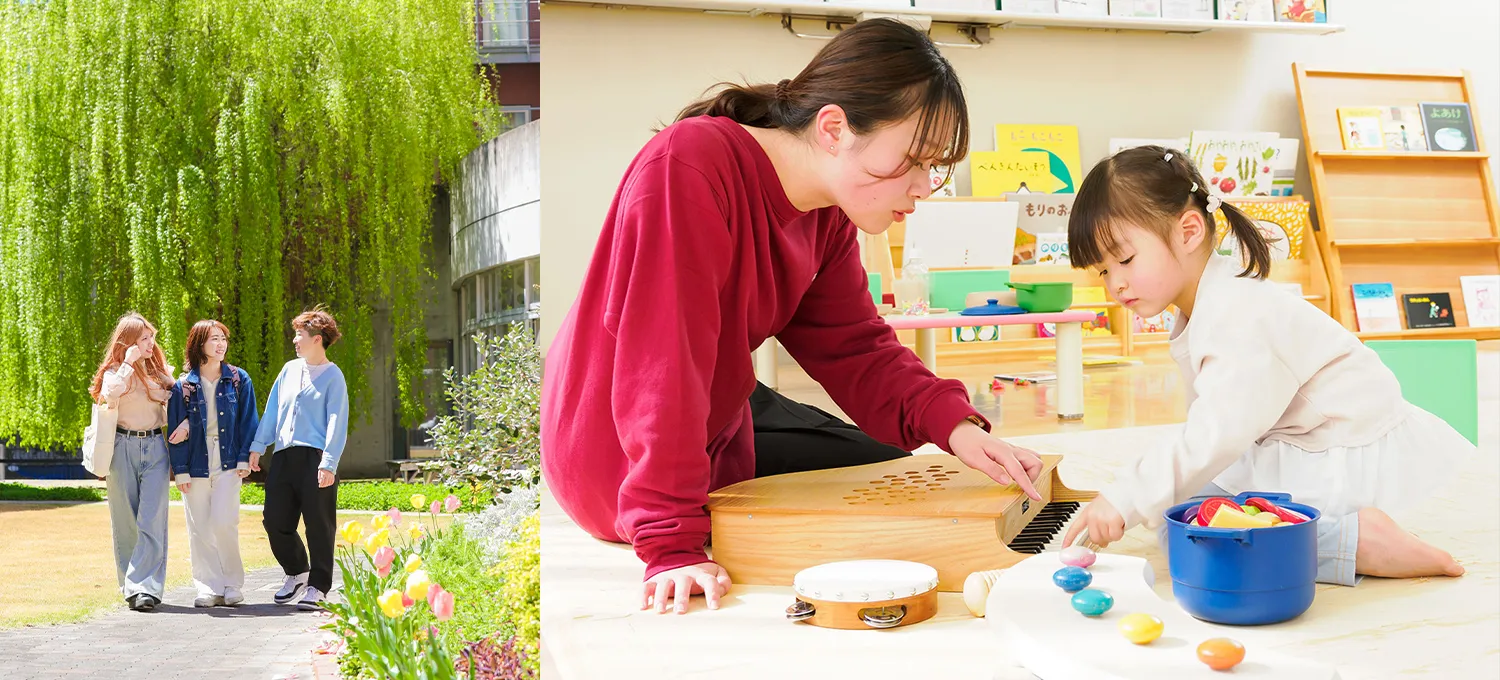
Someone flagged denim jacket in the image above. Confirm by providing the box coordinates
[167,364,260,480]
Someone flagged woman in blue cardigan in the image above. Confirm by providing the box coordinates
[166,320,260,607]
[249,306,350,611]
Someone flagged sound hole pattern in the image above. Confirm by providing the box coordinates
[843,465,966,506]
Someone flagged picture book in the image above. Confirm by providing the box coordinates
[1039,286,1111,338]
[995,371,1058,383]
[1212,198,1308,260]
[1005,191,1074,264]
[1036,232,1070,266]
[1108,137,1190,155]
[1378,106,1427,151]
[1420,102,1477,152]
[1461,275,1499,327]
[1401,292,1456,329]
[1007,0,1060,12]
[1218,0,1273,21]
[1275,0,1325,22]
[1161,0,1213,19]
[1135,307,1178,333]
[1351,283,1400,332]
[1109,0,1161,17]
[972,151,1055,197]
[904,199,1018,269]
[1056,0,1108,15]
[1337,107,1385,151]
[1269,138,1300,196]
[930,165,957,198]
[1187,131,1278,198]
[994,124,1083,194]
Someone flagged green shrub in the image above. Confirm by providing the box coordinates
[0,482,105,502]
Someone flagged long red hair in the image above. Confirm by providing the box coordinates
[90,313,175,404]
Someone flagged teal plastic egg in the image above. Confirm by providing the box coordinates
[1052,566,1092,593]
[1071,588,1114,617]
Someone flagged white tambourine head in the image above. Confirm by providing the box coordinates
[793,560,939,603]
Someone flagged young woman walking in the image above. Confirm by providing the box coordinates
[91,313,178,612]
[249,307,350,610]
[166,320,261,607]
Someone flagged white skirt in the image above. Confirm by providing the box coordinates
[1210,403,1475,522]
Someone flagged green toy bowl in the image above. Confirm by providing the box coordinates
[1006,281,1074,313]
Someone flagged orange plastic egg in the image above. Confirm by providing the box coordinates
[1197,637,1246,671]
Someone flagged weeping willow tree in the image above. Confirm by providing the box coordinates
[0,0,501,449]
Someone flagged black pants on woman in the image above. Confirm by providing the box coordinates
[749,381,911,478]
[262,446,339,593]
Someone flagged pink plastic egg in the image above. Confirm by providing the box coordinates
[1060,545,1096,568]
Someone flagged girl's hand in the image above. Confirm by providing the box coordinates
[123,345,143,365]
[249,452,262,472]
[177,479,191,493]
[948,421,1043,501]
[1064,496,1125,548]
[167,421,190,445]
[642,562,732,614]
[236,468,251,479]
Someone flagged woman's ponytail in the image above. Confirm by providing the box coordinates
[675,82,782,128]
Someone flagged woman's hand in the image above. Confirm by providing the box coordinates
[641,562,732,615]
[123,345,143,365]
[948,421,1043,501]
[167,421,190,445]
[249,452,262,472]
[1063,496,1125,548]
[318,469,335,488]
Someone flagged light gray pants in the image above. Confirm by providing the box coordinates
[1156,483,1360,587]
[106,432,171,600]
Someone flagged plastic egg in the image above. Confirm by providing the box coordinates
[1070,588,1114,617]
[1117,612,1164,644]
[1060,545,1097,568]
[1052,566,1092,593]
[1197,638,1246,670]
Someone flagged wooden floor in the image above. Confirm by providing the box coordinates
[768,342,1499,439]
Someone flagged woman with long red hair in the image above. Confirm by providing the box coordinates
[90,312,178,612]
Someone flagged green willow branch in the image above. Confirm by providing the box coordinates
[0,0,501,449]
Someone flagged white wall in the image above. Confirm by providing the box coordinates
[539,1,1500,354]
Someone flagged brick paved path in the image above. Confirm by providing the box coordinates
[0,566,342,680]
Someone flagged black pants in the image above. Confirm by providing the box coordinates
[262,446,339,593]
[749,381,911,478]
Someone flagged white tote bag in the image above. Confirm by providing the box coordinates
[82,402,119,478]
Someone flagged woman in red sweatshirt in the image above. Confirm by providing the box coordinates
[541,18,1045,615]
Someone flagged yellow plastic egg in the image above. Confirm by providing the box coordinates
[1117,612,1164,645]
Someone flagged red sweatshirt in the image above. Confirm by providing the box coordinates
[541,115,987,581]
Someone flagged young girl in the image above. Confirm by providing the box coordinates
[166,320,260,607]
[91,313,178,611]
[1060,146,1470,584]
[541,17,1047,617]
[249,307,349,610]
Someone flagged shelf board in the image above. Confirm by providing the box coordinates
[1356,326,1500,342]
[1315,151,1490,160]
[542,0,1346,35]
[1330,237,1500,248]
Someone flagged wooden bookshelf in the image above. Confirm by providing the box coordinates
[1292,65,1500,341]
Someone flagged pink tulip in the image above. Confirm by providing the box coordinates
[402,592,414,608]
[377,563,392,578]
[430,500,442,515]
[432,588,455,621]
[426,583,445,608]
[443,495,461,513]
[386,507,403,527]
[374,546,397,571]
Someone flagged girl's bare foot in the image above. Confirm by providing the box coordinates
[1355,507,1465,579]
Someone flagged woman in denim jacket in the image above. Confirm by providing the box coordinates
[166,320,260,607]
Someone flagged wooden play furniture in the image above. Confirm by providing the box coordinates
[706,454,1096,593]
[1292,65,1500,341]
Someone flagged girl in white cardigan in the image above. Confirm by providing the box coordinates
[1060,146,1470,585]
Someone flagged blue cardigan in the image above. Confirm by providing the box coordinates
[249,359,350,473]
[166,364,260,479]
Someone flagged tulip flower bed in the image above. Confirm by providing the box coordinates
[326,491,539,680]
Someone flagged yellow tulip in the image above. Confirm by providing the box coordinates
[377,589,406,618]
[405,570,432,602]
[363,527,390,555]
[371,514,391,531]
[405,554,423,573]
[339,520,365,544]
[410,493,427,511]
[408,523,426,541]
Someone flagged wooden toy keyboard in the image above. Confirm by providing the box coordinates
[706,454,1097,592]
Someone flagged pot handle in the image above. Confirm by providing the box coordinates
[1184,526,1253,545]
[1237,491,1291,503]
[1005,282,1032,291]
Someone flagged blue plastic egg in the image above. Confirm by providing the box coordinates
[1052,566,1093,593]
[1071,588,1115,617]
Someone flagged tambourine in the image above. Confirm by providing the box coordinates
[785,560,939,630]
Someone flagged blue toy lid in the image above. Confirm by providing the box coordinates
[960,299,1027,316]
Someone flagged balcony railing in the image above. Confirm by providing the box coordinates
[477,0,540,62]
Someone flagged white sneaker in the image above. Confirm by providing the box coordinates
[295,586,326,611]
[222,586,244,606]
[274,572,309,605]
[194,593,223,608]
